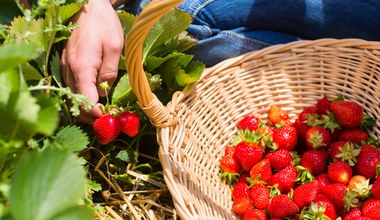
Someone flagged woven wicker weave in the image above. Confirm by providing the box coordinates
[124,0,380,219]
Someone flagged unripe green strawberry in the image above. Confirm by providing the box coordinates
[118,111,140,137]
[93,114,121,145]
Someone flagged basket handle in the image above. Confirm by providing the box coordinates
[124,0,183,128]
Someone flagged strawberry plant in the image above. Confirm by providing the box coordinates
[0,0,204,219]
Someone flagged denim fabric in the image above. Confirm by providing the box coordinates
[129,0,380,66]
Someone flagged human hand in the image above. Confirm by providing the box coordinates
[60,0,124,124]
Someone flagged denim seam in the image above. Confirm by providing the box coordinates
[220,30,273,48]
[200,25,213,37]
[191,0,216,18]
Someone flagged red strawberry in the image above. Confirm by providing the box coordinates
[372,176,380,199]
[300,149,328,176]
[355,144,380,179]
[234,141,264,171]
[269,165,297,193]
[265,149,292,171]
[238,115,261,131]
[327,160,353,184]
[305,126,332,150]
[316,96,332,114]
[338,128,369,144]
[329,141,360,166]
[249,159,272,183]
[242,209,267,220]
[295,107,318,140]
[330,101,363,128]
[232,182,250,201]
[343,207,362,220]
[267,194,299,218]
[361,198,380,219]
[320,182,347,209]
[232,196,254,216]
[239,173,250,185]
[273,126,298,151]
[249,183,270,209]
[293,180,320,209]
[315,173,332,188]
[118,111,140,137]
[220,146,241,173]
[220,146,241,183]
[93,114,121,145]
[294,118,310,141]
[311,194,337,220]
[268,106,289,127]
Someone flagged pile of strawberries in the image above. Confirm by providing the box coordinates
[93,110,140,145]
[219,96,380,219]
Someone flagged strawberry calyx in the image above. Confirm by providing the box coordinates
[296,165,315,184]
[343,188,362,211]
[335,142,361,166]
[307,130,326,149]
[361,114,376,130]
[219,170,240,186]
[301,202,330,220]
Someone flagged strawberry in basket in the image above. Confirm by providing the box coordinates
[219,95,380,219]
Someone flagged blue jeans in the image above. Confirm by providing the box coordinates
[129,0,380,66]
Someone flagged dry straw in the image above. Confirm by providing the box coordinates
[124,0,380,219]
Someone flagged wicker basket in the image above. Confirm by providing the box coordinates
[124,0,380,219]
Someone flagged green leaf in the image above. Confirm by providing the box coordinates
[59,3,83,24]
[21,62,43,81]
[117,10,136,36]
[159,53,204,87]
[50,51,62,87]
[145,52,183,72]
[9,148,91,220]
[0,44,39,72]
[54,125,89,152]
[35,95,59,136]
[116,150,138,163]
[0,69,58,141]
[47,206,93,220]
[143,8,192,61]
[0,69,38,140]
[8,16,44,48]
[111,74,136,106]
[176,60,204,86]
